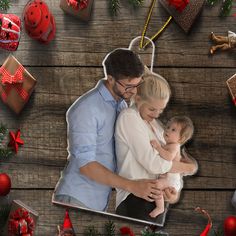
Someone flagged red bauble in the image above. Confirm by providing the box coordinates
[224,216,236,236]
[0,173,11,196]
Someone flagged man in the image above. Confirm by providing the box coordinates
[53,49,196,211]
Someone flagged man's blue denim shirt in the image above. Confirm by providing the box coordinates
[54,80,127,211]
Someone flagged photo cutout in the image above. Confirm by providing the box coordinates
[52,37,197,227]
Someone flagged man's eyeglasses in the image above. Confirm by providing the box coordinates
[115,78,144,92]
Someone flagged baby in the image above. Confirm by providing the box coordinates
[149,116,194,218]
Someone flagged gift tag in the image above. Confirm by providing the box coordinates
[159,0,205,33]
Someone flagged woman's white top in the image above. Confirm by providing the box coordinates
[115,105,172,208]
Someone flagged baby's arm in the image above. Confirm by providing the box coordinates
[150,140,178,161]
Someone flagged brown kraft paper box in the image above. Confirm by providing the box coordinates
[226,73,236,106]
[0,55,37,114]
[159,0,205,33]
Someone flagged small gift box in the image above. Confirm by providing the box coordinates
[226,73,236,106]
[0,13,21,51]
[159,0,205,33]
[60,0,94,21]
[4,200,39,236]
[0,55,37,114]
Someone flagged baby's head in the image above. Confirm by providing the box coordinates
[164,116,194,145]
[134,68,171,122]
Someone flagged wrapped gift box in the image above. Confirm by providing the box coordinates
[0,55,37,114]
[226,73,236,106]
[60,0,94,21]
[4,200,39,236]
[159,0,205,33]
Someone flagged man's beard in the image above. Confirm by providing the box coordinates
[112,84,134,103]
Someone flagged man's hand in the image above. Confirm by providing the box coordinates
[127,179,163,202]
[163,187,179,204]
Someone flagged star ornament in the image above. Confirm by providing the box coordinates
[8,129,24,153]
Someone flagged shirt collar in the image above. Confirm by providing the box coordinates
[97,79,128,110]
[97,79,116,102]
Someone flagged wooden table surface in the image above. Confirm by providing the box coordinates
[0,1,236,235]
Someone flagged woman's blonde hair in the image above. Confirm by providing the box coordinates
[136,67,171,102]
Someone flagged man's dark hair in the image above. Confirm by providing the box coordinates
[103,49,144,80]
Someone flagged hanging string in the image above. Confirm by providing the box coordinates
[140,0,172,49]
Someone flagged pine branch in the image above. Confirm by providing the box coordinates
[0,124,7,136]
[104,220,115,236]
[220,0,233,17]
[109,0,120,16]
[84,225,102,236]
[0,124,12,159]
[128,0,144,8]
[0,204,11,229]
[206,0,220,5]
[0,148,12,159]
[0,0,10,11]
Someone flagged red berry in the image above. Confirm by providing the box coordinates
[0,173,11,196]
[224,216,236,236]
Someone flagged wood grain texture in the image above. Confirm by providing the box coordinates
[1,190,234,236]
[0,1,236,67]
[0,0,235,235]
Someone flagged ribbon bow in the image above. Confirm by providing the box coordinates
[66,0,89,11]
[0,65,29,103]
[0,65,24,85]
[8,208,35,236]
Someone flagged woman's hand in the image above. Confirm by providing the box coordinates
[150,139,161,149]
[163,187,179,204]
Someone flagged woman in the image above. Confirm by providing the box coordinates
[115,69,197,222]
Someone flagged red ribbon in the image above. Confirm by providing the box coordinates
[168,0,189,12]
[66,0,89,11]
[8,208,35,236]
[0,65,29,103]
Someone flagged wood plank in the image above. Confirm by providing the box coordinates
[0,190,234,236]
[0,1,235,67]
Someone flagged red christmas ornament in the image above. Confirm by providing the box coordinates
[224,216,236,236]
[23,0,56,44]
[120,226,135,236]
[0,13,21,51]
[0,173,11,196]
[8,129,24,154]
[168,0,189,12]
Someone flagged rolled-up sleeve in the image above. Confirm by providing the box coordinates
[116,111,172,175]
[66,104,98,168]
